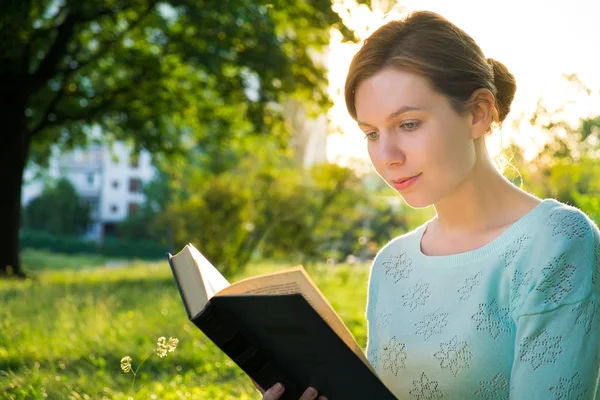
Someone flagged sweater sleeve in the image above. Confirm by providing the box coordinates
[365,256,381,370]
[510,210,600,399]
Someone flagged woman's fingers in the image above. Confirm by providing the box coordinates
[299,387,322,400]
[261,383,328,400]
[262,383,285,400]
[252,379,265,394]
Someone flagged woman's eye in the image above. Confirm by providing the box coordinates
[401,121,420,131]
[364,131,379,140]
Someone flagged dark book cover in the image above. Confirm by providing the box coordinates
[168,254,397,399]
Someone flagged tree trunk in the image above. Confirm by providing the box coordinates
[0,81,30,278]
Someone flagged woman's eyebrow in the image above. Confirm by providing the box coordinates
[357,105,424,127]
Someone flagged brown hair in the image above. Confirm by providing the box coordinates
[345,11,516,127]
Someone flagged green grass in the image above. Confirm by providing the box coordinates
[0,252,370,399]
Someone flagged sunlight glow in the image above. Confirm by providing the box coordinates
[326,0,600,165]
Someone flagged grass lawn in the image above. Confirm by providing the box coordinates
[0,250,370,399]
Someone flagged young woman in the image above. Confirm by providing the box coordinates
[261,10,600,400]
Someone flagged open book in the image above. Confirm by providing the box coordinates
[168,244,397,400]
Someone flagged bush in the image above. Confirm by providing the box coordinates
[19,229,168,260]
[22,178,90,235]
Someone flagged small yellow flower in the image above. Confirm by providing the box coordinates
[121,356,132,373]
[155,336,178,358]
[155,347,167,358]
[166,337,179,353]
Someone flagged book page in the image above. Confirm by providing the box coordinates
[169,244,231,318]
[216,267,371,369]
[188,244,230,299]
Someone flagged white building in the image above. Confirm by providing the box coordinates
[21,142,155,241]
[21,99,329,242]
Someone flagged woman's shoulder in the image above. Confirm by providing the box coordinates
[373,223,426,261]
[512,199,600,315]
[535,198,599,244]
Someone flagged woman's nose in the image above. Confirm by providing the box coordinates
[377,132,406,167]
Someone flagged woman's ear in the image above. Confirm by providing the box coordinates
[468,88,495,139]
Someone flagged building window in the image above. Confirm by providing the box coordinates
[111,205,118,213]
[130,154,139,168]
[128,202,139,216]
[112,180,119,189]
[129,178,142,193]
[87,174,94,185]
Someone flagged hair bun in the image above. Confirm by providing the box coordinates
[487,58,516,123]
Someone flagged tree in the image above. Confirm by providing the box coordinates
[0,0,368,276]
[166,146,368,275]
[511,76,600,221]
[23,178,90,235]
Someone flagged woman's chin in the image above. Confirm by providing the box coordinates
[399,194,434,209]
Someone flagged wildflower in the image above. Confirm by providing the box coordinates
[167,337,179,353]
[121,335,180,396]
[155,336,178,358]
[156,337,168,358]
[121,356,132,373]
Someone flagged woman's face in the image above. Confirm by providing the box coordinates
[354,67,477,208]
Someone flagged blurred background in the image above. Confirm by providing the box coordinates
[1,0,599,398]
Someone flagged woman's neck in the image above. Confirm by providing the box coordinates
[431,150,540,237]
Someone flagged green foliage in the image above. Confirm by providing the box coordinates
[508,82,600,225]
[1,0,372,275]
[20,229,97,254]
[0,0,369,166]
[21,248,106,272]
[0,260,370,399]
[19,230,169,261]
[118,147,435,275]
[165,143,370,276]
[22,178,90,235]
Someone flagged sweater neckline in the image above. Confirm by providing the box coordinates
[414,198,557,268]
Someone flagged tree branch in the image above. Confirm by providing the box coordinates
[28,11,78,95]
[30,2,157,96]
[36,78,141,132]
[30,2,69,43]
[30,86,68,136]
[69,4,157,73]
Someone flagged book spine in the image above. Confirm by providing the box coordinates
[192,301,303,400]
[167,253,192,319]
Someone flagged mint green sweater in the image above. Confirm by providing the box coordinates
[366,199,600,399]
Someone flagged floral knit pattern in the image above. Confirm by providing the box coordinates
[474,373,509,400]
[415,308,448,340]
[547,210,589,239]
[375,310,392,330]
[471,299,512,339]
[458,271,483,301]
[402,279,430,311]
[500,235,531,268]
[409,372,443,400]
[433,335,473,376]
[536,253,576,305]
[366,199,600,399]
[549,372,588,399]
[518,329,563,370]
[381,336,407,376]
[383,252,413,283]
[510,269,533,311]
[572,299,598,334]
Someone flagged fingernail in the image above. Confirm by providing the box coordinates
[274,383,284,394]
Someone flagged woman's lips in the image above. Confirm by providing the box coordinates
[392,174,421,191]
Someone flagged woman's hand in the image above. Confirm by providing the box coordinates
[259,382,327,400]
